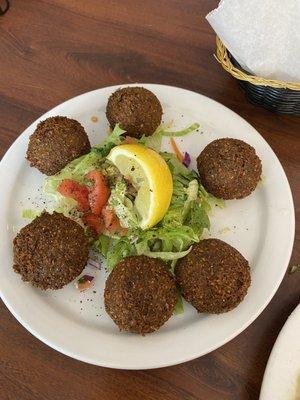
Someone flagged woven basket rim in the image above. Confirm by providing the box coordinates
[215,37,300,91]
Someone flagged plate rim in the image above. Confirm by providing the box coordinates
[259,303,300,399]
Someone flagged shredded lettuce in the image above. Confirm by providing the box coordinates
[21,209,41,219]
[106,237,136,271]
[140,123,200,152]
[174,293,184,315]
[159,122,200,137]
[100,153,213,270]
[140,247,192,260]
[94,230,142,272]
[91,124,126,157]
[94,235,110,258]
[140,130,163,152]
[108,182,139,229]
[182,179,199,219]
[198,184,225,209]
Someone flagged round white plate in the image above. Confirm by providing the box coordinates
[0,84,295,369]
[260,303,300,400]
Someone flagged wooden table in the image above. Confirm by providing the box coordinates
[0,1,299,399]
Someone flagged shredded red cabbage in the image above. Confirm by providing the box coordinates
[183,152,191,167]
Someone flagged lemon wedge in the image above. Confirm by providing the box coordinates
[107,144,173,230]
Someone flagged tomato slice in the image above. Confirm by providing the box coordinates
[58,179,89,212]
[102,207,127,236]
[86,170,110,216]
[83,213,104,237]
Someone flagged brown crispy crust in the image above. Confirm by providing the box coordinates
[175,239,251,314]
[13,212,89,290]
[197,138,262,199]
[26,116,91,175]
[106,87,163,138]
[104,255,177,334]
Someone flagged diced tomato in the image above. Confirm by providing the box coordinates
[76,280,93,291]
[124,136,138,144]
[75,275,94,291]
[83,213,104,237]
[110,221,128,236]
[58,179,89,212]
[86,170,110,216]
[102,207,127,236]
[102,207,114,228]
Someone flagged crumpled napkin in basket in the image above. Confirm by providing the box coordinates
[206,0,300,82]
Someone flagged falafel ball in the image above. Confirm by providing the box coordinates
[27,116,91,175]
[197,138,262,199]
[13,212,89,290]
[106,87,163,138]
[175,239,250,314]
[104,255,177,334]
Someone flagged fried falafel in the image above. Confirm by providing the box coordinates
[104,255,177,334]
[106,87,163,138]
[175,239,251,314]
[13,212,89,290]
[27,116,91,175]
[197,138,262,199]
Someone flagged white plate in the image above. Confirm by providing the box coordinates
[260,303,300,400]
[0,84,295,370]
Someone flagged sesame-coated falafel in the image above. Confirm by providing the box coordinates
[27,116,91,175]
[104,255,177,334]
[13,212,89,290]
[106,87,163,138]
[197,138,262,199]
[175,239,251,314]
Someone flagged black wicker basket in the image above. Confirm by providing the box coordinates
[216,37,300,116]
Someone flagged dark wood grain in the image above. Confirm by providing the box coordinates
[0,1,299,399]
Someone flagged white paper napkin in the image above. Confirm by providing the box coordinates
[206,0,300,82]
